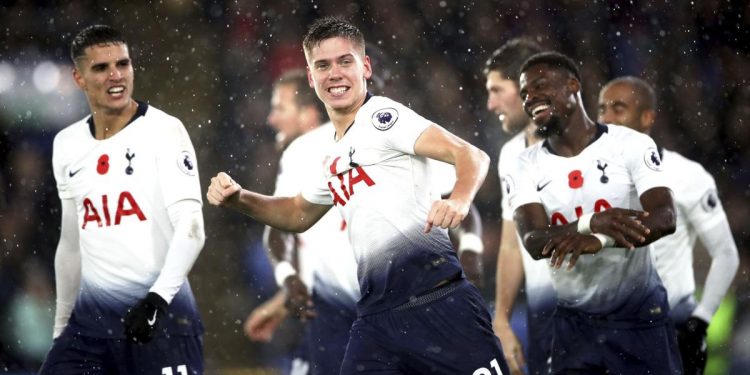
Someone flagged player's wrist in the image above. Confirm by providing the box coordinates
[274,261,297,287]
[577,212,594,234]
[591,233,615,249]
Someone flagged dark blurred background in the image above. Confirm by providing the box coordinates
[0,0,748,374]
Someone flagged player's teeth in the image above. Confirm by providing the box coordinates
[532,105,549,116]
[108,87,124,94]
[330,87,347,94]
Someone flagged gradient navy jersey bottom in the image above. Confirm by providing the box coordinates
[39,326,203,375]
[550,287,682,375]
[340,279,508,374]
[304,289,357,375]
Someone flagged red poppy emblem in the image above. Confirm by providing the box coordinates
[568,170,584,189]
[97,154,110,175]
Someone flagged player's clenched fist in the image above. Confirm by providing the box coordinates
[424,199,469,233]
[207,172,242,206]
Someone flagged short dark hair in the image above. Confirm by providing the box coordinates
[275,69,324,114]
[520,51,581,83]
[303,16,365,58]
[603,76,657,111]
[70,25,127,63]
[483,37,543,81]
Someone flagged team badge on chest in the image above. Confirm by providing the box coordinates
[371,108,398,131]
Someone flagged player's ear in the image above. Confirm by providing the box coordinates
[567,76,581,95]
[363,55,372,80]
[306,67,314,88]
[641,109,656,132]
[72,66,85,90]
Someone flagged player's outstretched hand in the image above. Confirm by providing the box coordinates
[244,291,288,342]
[493,320,526,375]
[124,292,168,344]
[677,317,709,374]
[207,172,242,207]
[590,208,650,249]
[283,275,315,322]
[424,199,469,233]
[543,232,603,269]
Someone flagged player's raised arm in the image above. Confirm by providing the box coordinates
[207,171,331,233]
[414,124,489,233]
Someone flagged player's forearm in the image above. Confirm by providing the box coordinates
[693,217,740,322]
[494,226,523,321]
[521,223,578,259]
[150,201,205,302]
[230,190,313,233]
[637,188,676,245]
[449,145,489,208]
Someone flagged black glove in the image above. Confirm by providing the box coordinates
[124,292,168,343]
[677,316,708,375]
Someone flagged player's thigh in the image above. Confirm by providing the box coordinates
[396,281,508,375]
[120,334,204,375]
[39,332,111,375]
[549,312,602,374]
[339,317,404,375]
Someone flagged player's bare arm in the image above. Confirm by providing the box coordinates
[632,187,676,244]
[493,219,526,374]
[414,124,490,232]
[514,203,651,260]
[207,172,331,233]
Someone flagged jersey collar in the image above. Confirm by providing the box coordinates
[87,100,149,138]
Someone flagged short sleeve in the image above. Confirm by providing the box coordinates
[156,119,203,207]
[375,102,432,155]
[508,151,542,213]
[301,168,334,206]
[52,133,74,200]
[625,132,668,196]
[681,167,725,231]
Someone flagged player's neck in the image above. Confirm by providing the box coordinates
[550,111,597,157]
[91,99,137,140]
[329,107,360,141]
[523,122,542,146]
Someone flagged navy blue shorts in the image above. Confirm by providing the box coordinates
[550,305,682,375]
[340,279,509,374]
[39,327,203,375]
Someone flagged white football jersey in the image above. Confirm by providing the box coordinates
[302,95,462,316]
[652,149,725,308]
[498,131,556,312]
[52,102,202,337]
[275,122,360,307]
[508,124,667,315]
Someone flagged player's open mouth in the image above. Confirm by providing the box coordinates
[530,103,551,119]
[328,86,349,97]
[107,86,125,97]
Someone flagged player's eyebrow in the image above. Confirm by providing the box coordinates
[313,53,355,65]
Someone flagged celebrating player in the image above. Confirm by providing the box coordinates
[485,38,556,375]
[598,76,739,375]
[40,25,206,374]
[508,52,682,374]
[245,69,360,375]
[208,17,508,374]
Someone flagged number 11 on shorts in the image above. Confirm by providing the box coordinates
[473,358,504,375]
